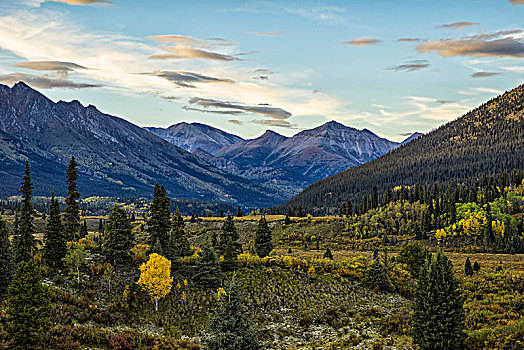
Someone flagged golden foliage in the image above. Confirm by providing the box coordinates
[137,253,173,310]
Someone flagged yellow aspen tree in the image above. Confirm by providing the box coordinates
[137,253,173,311]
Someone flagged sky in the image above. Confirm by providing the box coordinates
[0,0,523,141]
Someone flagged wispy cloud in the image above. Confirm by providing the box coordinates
[228,119,244,125]
[149,35,235,48]
[471,71,502,78]
[398,38,423,42]
[285,6,347,24]
[418,36,524,58]
[252,119,294,128]
[344,37,380,47]
[387,60,429,72]
[437,21,479,30]
[150,46,240,61]
[14,60,89,71]
[251,31,281,37]
[0,72,101,89]
[146,71,234,88]
[47,0,112,5]
[188,97,292,120]
[509,0,524,5]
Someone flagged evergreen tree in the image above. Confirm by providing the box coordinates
[104,205,134,265]
[473,261,480,273]
[0,216,15,297]
[147,183,171,254]
[254,216,273,258]
[190,213,197,223]
[221,239,239,272]
[220,209,224,218]
[412,251,465,350]
[79,219,88,238]
[98,219,104,235]
[14,161,36,263]
[205,279,261,350]
[236,205,243,217]
[464,257,473,276]
[363,259,394,292]
[485,203,495,247]
[194,241,221,289]
[7,260,51,349]
[284,214,292,225]
[286,206,294,217]
[43,192,66,269]
[323,246,333,260]
[220,212,240,255]
[296,204,304,217]
[167,208,191,259]
[64,156,81,241]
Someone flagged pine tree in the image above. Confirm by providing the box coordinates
[220,212,240,255]
[221,239,239,272]
[296,204,304,217]
[0,216,15,297]
[64,156,81,242]
[104,205,134,265]
[98,219,104,235]
[473,261,480,273]
[167,208,191,259]
[412,251,465,350]
[7,260,51,349]
[194,241,221,289]
[236,206,243,217]
[79,219,88,238]
[464,257,473,276]
[284,214,292,225]
[323,246,333,260]
[147,184,171,254]
[363,259,394,292]
[43,192,66,269]
[205,279,261,350]
[254,216,273,258]
[190,213,197,223]
[14,161,36,263]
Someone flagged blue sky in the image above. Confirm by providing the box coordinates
[0,0,522,140]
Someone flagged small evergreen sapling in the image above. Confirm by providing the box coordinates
[464,257,473,276]
[205,280,261,350]
[254,216,273,258]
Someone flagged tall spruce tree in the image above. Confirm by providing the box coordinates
[236,205,243,217]
[79,220,88,238]
[220,212,240,256]
[147,183,171,254]
[412,251,465,350]
[167,207,191,259]
[0,216,15,297]
[7,260,51,350]
[104,205,134,265]
[205,279,261,350]
[14,161,36,263]
[464,257,473,276]
[43,192,67,269]
[254,216,273,258]
[64,156,81,241]
[194,241,221,289]
[221,239,239,272]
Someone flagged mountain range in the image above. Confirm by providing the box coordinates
[0,81,421,207]
[0,82,281,207]
[284,84,524,214]
[147,121,409,197]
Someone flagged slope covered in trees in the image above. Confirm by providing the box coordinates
[284,84,524,214]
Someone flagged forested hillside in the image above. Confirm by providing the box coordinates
[284,84,524,214]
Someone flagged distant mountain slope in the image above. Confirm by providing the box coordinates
[209,121,399,195]
[145,122,244,154]
[0,82,283,207]
[149,120,400,198]
[284,85,524,213]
